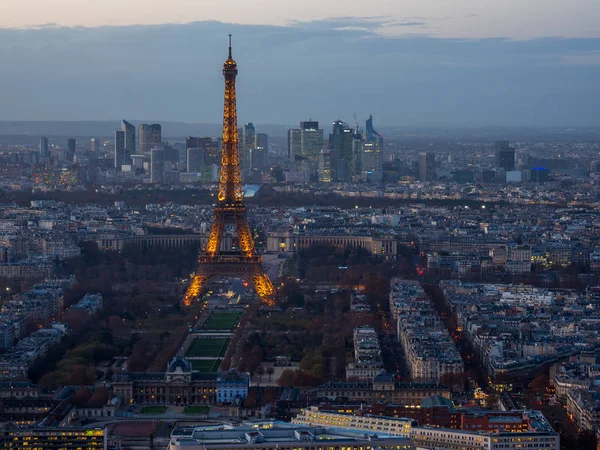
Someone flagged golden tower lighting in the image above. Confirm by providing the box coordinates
[184,35,275,307]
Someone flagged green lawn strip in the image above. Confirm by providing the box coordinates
[190,359,220,372]
[140,406,168,414]
[185,337,230,358]
[202,312,242,330]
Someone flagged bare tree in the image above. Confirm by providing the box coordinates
[256,366,266,384]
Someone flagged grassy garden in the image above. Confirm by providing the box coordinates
[140,405,168,414]
[202,311,242,331]
[190,359,221,372]
[185,337,230,358]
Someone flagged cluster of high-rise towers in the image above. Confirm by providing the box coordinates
[39,137,79,162]
[114,121,167,183]
[37,36,382,188]
[288,115,384,183]
[185,124,269,185]
[113,116,384,186]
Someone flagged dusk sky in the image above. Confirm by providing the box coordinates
[1,1,599,126]
[3,0,599,39]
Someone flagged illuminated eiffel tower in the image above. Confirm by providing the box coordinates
[183,36,275,306]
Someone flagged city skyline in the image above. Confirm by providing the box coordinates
[0,20,598,127]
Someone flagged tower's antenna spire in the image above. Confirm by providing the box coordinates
[228,34,232,59]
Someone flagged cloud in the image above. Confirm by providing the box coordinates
[288,16,390,32]
[25,22,60,29]
[289,16,430,33]
[387,21,427,27]
[0,20,598,126]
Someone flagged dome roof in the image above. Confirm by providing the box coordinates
[168,356,191,373]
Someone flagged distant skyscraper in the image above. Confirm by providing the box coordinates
[114,131,125,170]
[186,137,220,177]
[186,137,213,152]
[39,137,49,157]
[363,115,383,173]
[319,149,333,182]
[187,148,203,173]
[121,120,135,164]
[203,140,221,166]
[299,121,323,181]
[329,120,353,181]
[419,152,436,182]
[249,149,265,175]
[67,138,76,162]
[162,143,178,165]
[138,124,162,155]
[138,124,151,154]
[251,133,268,171]
[288,129,301,163]
[202,141,221,183]
[256,133,268,151]
[150,147,165,184]
[151,124,162,144]
[366,114,381,142]
[131,155,148,170]
[362,141,382,174]
[242,123,255,172]
[352,130,364,175]
[495,141,515,171]
[90,138,98,153]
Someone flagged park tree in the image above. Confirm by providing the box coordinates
[71,387,92,407]
[86,387,109,408]
[221,357,232,372]
[531,373,549,394]
[262,387,277,406]
[247,356,262,376]
[243,390,258,409]
[280,279,304,307]
[299,350,325,373]
[292,371,322,387]
[363,276,391,315]
[576,430,597,450]
[441,372,466,391]
[256,366,266,383]
[238,359,249,373]
[278,369,296,387]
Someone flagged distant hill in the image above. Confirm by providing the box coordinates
[0,121,293,139]
[1,121,598,144]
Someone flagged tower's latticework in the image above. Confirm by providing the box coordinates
[184,36,276,307]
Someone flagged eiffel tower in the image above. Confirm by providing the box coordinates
[183,36,276,307]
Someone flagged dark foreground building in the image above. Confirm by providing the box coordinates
[0,427,106,449]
